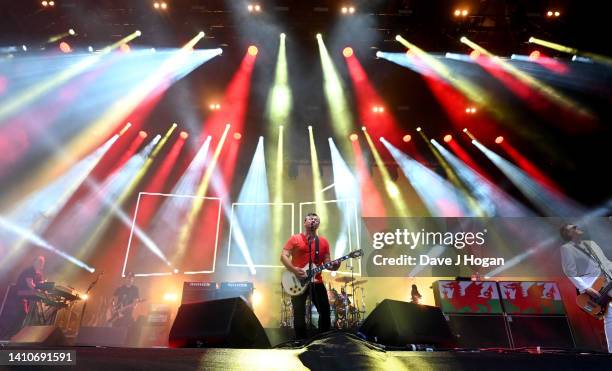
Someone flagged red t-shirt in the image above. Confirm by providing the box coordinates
[283,233,330,283]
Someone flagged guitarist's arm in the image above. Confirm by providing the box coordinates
[281,248,307,278]
[323,252,340,271]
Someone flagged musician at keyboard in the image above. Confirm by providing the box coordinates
[0,256,45,338]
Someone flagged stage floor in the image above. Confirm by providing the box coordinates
[1,332,610,371]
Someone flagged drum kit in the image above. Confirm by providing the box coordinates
[279,267,367,330]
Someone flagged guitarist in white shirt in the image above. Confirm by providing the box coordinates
[280,213,339,339]
[560,223,612,352]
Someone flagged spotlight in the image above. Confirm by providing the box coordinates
[342,47,353,58]
[198,31,205,37]
[247,4,253,11]
[529,50,540,60]
[163,292,178,302]
[247,45,258,56]
[469,50,480,59]
[375,51,382,58]
[68,28,76,36]
[88,46,93,52]
[554,11,560,17]
[462,128,468,133]
[349,133,358,141]
[461,10,468,16]
[179,131,189,139]
[444,134,453,143]
[154,2,160,9]
[528,37,535,43]
[402,134,412,143]
[255,4,261,11]
[209,103,221,110]
[349,6,355,14]
[22,45,27,51]
[139,131,148,138]
[495,136,504,144]
[252,291,262,306]
[49,1,55,5]
[59,41,71,53]
[459,36,467,43]
[372,106,384,113]
[316,33,322,39]
[361,126,366,131]
[280,33,286,38]
[465,107,477,114]
[234,133,242,140]
[307,125,313,131]
[416,127,421,132]
[161,2,167,10]
[546,11,553,17]
[81,294,89,301]
[341,7,348,14]
[135,30,142,36]
[454,9,460,16]
[395,35,401,41]
[42,0,48,6]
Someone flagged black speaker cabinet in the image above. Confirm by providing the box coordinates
[75,326,128,347]
[169,297,270,348]
[358,299,456,348]
[10,326,67,346]
[446,314,511,348]
[508,315,575,349]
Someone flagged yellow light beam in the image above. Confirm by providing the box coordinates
[82,124,177,252]
[271,125,284,250]
[362,128,410,216]
[461,36,593,119]
[529,36,612,66]
[176,124,231,255]
[0,30,142,122]
[417,129,485,216]
[308,126,328,226]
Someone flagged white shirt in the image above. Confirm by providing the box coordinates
[560,240,612,292]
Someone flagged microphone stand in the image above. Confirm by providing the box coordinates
[77,271,103,335]
[307,221,315,336]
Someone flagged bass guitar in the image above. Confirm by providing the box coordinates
[576,275,612,319]
[281,249,363,296]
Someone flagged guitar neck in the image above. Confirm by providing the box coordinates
[311,254,352,275]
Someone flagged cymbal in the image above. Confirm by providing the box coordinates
[352,280,368,286]
[334,276,355,283]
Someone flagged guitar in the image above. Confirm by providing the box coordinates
[576,275,612,319]
[108,298,146,323]
[281,249,363,296]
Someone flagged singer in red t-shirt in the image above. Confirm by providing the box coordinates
[280,212,339,339]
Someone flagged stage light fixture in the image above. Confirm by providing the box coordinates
[375,51,382,58]
[59,41,71,53]
[462,128,468,132]
[163,292,178,302]
[209,103,221,110]
[444,134,453,143]
[316,33,322,39]
[248,45,258,56]
[349,133,358,141]
[234,132,242,140]
[343,47,353,58]
[349,6,355,14]
[161,2,167,9]
[88,46,93,52]
[255,4,261,11]
[68,28,76,36]
[22,45,27,51]
[179,131,189,139]
[154,2,160,9]
[342,7,348,13]
[547,11,553,16]
[462,10,468,16]
[454,9,460,16]
[416,127,421,132]
[361,126,366,131]
[247,4,253,11]
[139,131,148,138]
[402,134,412,143]
[529,50,540,60]
[495,136,504,144]
[554,11,560,17]
[280,33,286,38]
[42,0,48,6]
[135,30,142,36]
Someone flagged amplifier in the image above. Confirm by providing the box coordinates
[181,282,217,305]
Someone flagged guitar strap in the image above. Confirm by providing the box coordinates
[314,236,320,264]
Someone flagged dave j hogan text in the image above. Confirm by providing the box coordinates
[372,254,505,268]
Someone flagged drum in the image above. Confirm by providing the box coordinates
[327,288,339,305]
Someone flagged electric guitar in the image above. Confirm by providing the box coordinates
[108,298,146,323]
[576,276,612,319]
[281,249,363,296]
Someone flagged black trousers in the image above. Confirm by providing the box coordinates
[291,282,331,339]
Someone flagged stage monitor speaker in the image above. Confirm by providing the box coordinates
[358,299,455,348]
[10,326,66,346]
[169,297,270,349]
[75,326,128,347]
[447,314,511,348]
[508,315,575,349]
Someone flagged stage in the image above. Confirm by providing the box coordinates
[1,332,610,371]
